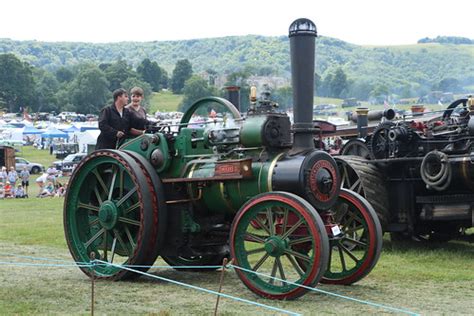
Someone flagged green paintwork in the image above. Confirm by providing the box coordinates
[120,134,171,173]
[240,116,266,148]
[185,152,283,214]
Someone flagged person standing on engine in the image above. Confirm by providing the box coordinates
[126,86,149,136]
[96,88,131,150]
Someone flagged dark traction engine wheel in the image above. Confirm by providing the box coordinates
[334,156,390,231]
[230,191,329,300]
[64,150,166,280]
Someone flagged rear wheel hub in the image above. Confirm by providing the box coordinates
[98,200,119,230]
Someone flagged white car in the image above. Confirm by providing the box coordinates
[53,153,86,172]
[15,157,44,174]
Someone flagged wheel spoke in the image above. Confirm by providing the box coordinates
[246,247,266,255]
[285,248,311,263]
[109,237,117,263]
[285,253,305,277]
[113,229,130,256]
[102,230,108,262]
[252,253,271,271]
[89,218,100,227]
[118,217,140,226]
[288,236,313,245]
[349,178,361,193]
[276,257,287,285]
[116,187,137,207]
[340,244,361,263]
[269,259,278,285]
[341,165,350,189]
[84,227,105,248]
[78,202,99,212]
[253,216,271,235]
[124,226,136,249]
[327,247,333,272]
[108,166,118,201]
[342,236,368,248]
[338,245,347,271]
[281,218,304,239]
[123,201,140,215]
[266,208,275,236]
[94,187,103,205]
[244,233,267,243]
[281,209,289,235]
[92,169,109,198]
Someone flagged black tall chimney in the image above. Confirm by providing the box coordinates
[289,18,317,151]
[225,86,241,112]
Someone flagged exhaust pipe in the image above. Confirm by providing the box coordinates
[289,18,317,151]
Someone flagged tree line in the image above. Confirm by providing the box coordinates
[0,54,195,114]
[1,35,472,107]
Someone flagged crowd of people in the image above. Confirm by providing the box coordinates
[0,164,67,199]
[0,166,30,198]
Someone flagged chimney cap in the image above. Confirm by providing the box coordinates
[289,18,317,37]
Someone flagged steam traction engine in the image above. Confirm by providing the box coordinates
[335,98,474,241]
[64,19,382,300]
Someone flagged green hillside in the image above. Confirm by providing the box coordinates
[1,36,472,93]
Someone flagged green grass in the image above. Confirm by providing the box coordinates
[1,194,473,314]
[148,91,183,113]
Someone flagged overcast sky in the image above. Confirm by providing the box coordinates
[1,0,473,45]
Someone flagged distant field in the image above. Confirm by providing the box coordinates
[148,91,183,113]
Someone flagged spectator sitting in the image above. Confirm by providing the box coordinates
[55,182,66,197]
[39,181,55,198]
[35,172,49,195]
[4,181,13,198]
[46,165,58,185]
[0,183,4,199]
[15,185,26,198]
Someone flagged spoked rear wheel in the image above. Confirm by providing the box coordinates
[230,192,329,300]
[64,150,160,280]
[321,188,382,284]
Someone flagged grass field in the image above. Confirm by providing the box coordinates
[148,91,183,114]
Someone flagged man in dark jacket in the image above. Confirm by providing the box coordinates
[96,88,131,150]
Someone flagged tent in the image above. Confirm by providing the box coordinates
[22,125,43,135]
[62,125,80,133]
[77,129,100,153]
[41,128,68,139]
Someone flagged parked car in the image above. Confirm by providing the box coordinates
[15,158,44,174]
[53,153,86,172]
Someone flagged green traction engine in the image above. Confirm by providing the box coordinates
[64,18,383,300]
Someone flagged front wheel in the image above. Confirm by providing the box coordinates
[230,191,329,300]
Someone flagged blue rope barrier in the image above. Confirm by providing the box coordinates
[0,261,92,268]
[95,259,301,316]
[0,253,90,265]
[0,253,420,315]
[230,264,420,316]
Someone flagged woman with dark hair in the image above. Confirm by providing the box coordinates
[126,86,149,136]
